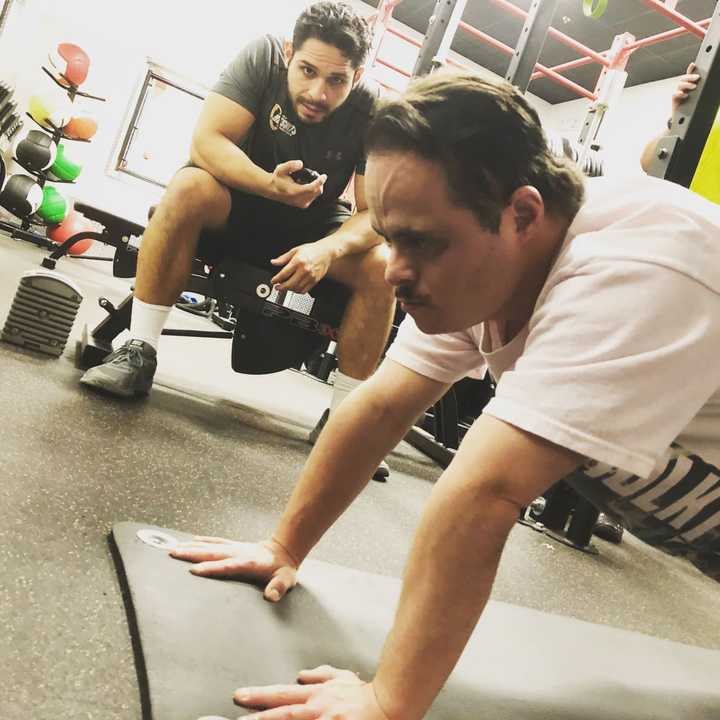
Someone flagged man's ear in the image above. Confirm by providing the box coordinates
[510,186,544,234]
[352,66,365,87]
[283,40,294,65]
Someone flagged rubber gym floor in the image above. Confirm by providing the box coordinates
[2,229,719,720]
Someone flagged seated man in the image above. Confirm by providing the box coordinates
[171,72,720,718]
[641,62,700,172]
[80,1,396,469]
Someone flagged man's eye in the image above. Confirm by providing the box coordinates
[330,77,347,86]
[302,67,314,77]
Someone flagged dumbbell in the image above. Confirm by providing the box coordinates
[0,96,17,127]
[1,112,22,140]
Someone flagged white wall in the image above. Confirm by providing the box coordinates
[1,0,554,225]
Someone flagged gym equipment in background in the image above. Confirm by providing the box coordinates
[37,184,68,223]
[0,41,105,257]
[0,173,43,216]
[1,269,82,357]
[111,520,720,720]
[47,208,92,255]
[48,142,82,182]
[0,79,22,141]
[28,89,73,130]
[55,203,348,377]
[13,128,57,171]
[48,42,90,88]
[63,112,97,141]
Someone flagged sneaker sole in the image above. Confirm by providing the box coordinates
[79,372,150,398]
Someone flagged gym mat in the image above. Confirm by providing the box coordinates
[110,521,720,720]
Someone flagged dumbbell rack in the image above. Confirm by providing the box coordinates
[0,63,105,251]
[0,80,22,144]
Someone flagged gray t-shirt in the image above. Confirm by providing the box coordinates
[212,34,377,227]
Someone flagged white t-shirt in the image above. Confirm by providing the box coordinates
[386,176,720,578]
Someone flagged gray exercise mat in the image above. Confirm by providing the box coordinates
[110,522,720,720]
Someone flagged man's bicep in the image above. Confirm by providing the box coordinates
[450,414,583,508]
[193,92,256,148]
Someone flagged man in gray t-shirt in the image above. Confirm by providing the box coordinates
[81,2,396,477]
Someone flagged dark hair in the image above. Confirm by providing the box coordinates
[293,1,372,68]
[366,70,585,231]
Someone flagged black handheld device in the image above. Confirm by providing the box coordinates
[290,167,320,184]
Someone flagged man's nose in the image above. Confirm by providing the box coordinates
[307,79,328,104]
[384,247,415,287]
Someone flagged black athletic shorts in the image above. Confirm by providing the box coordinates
[196,189,353,306]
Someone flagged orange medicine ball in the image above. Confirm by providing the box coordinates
[64,114,98,140]
[48,208,93,255]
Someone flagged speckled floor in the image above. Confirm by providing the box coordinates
[2,230,719,720]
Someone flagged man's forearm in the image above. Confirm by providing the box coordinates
[190,133,274,199]
[273,381,412,563]
[372,470,519,720]
[316,210,381,259]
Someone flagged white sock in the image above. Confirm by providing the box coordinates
[330,370,363,413]
[129,297,172,351]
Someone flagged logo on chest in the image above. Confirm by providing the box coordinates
[325,150,344,163]
[269,104,297,137]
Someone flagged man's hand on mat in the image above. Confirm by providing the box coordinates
[271,242,333,293]
[169,537,298,602]
[270,160,327,209]
[232,664,391,720]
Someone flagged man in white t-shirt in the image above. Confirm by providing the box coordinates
[170,71,720,719]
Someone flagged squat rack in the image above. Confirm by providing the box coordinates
[370,0,719,177]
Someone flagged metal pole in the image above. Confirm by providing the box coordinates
[458,20,596,99]
[577,32,634,163]
[412,0,467,77]
[486,0,610,67]
[505,0,561,92]
[647,1,720,186]
[366,0,403,70]
[636,0,706,38]
[0,0,15,39]
[627,16,710,51]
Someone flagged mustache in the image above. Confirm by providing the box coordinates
[395,287,425,304]
[301,99,328,111]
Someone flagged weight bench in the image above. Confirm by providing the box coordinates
[41,202,143,278]
[111,521,720,720]
[65,203,347,376]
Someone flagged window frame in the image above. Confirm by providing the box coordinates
[114,60,207,188]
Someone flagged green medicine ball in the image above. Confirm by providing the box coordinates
[37,185,68,224]
[49,143,82,182]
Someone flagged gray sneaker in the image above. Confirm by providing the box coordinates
[80,339,157,398]
[308,408,390,482]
